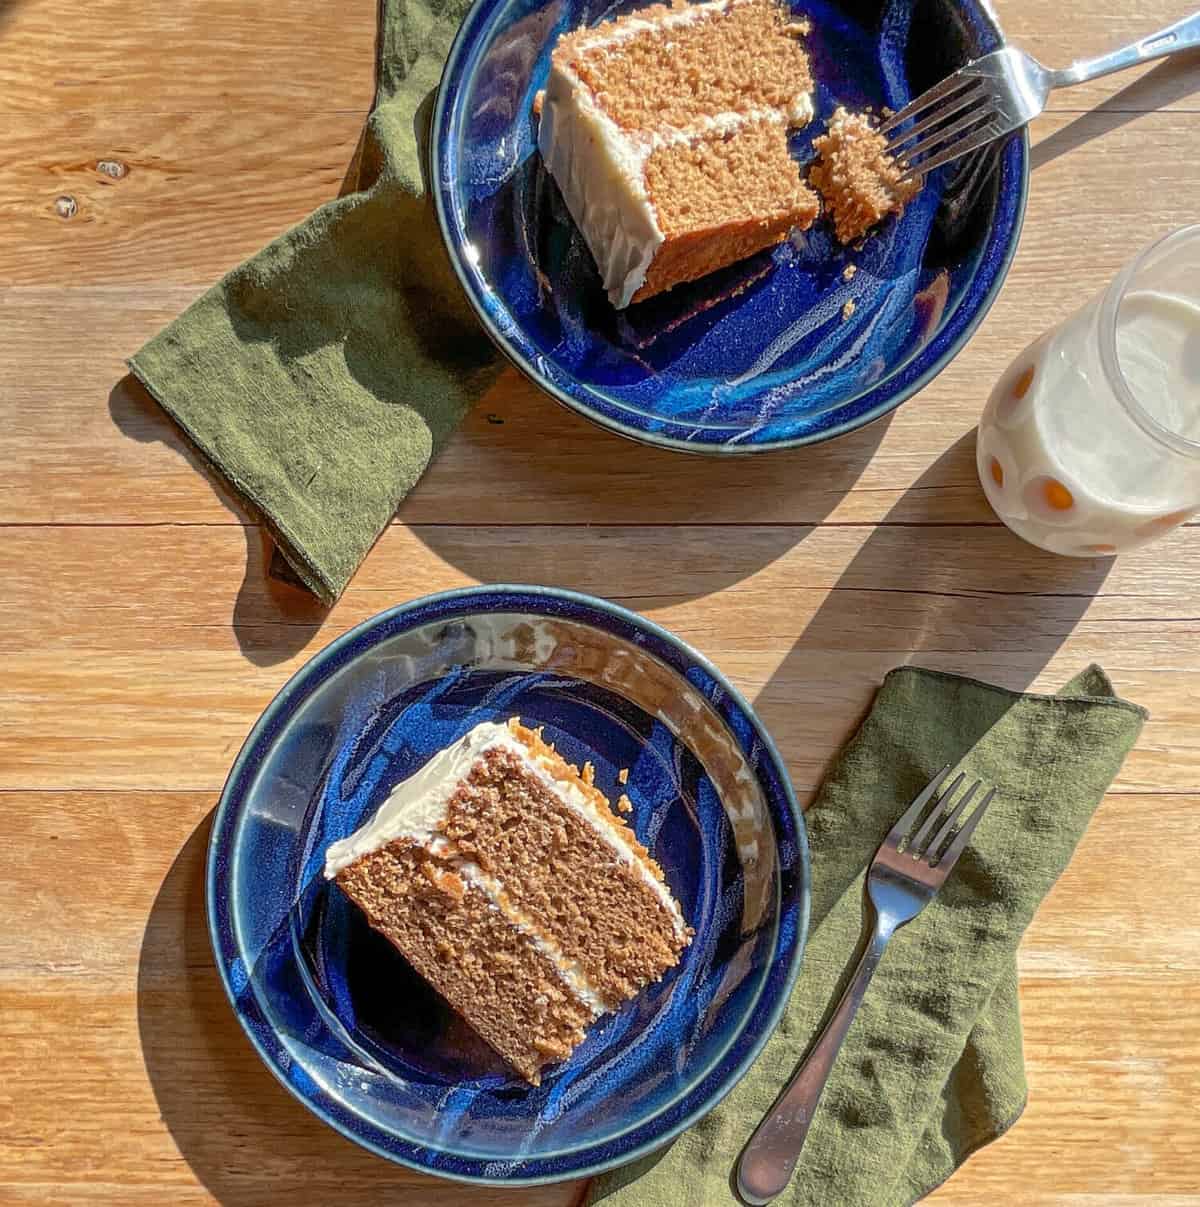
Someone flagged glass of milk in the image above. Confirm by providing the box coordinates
[977,224,1200,556]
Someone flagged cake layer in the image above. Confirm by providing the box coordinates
[634,118,819,300]
[325,722,684,933]
[646,117,818,237]
[325,721,516,876]
[438,738,690,1008]
[560,0,813,135]
[336,839,596,1084]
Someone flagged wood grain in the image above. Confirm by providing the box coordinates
[3,88,1199,290]
[1,790,1195,1204]
[0,0,377,115]
[3,523,1198,799]
[0,111,363,286]
[4,113,1199,530]
[2,0,1198,115]
[3,0,1200,1199]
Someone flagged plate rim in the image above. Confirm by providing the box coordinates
[206,584,811,1185]
[430,0,1030,454]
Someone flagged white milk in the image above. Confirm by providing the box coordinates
[978,287,1200,556]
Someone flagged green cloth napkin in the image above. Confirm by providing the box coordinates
[129,0,496,605]
[590,665,1146,1207]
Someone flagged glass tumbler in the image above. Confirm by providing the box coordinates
[978,224,1200,556]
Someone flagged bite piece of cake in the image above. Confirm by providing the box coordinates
[809,106,921,244]
[325,719,692,1085]
[537,0,819,308]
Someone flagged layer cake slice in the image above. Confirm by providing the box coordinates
[537,0,819,307]
[325,718,692,1085]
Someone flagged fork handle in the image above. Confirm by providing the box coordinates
[735,922,895,1206]
[1049,10,1200,89]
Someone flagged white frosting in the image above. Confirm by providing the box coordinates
[323,721,516,876]
[539,62,664,308]
[537,0,815,308]
[788,90,815,126]
[576,0,743,50]
[324,719,688,945]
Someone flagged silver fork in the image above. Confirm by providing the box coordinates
[881,9,1200,181]
[735,766,998,1206]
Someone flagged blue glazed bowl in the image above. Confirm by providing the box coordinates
[207,586,808,1184]
[432,0,1028,451]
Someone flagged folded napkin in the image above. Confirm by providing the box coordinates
[129,0,496,604]
[590,665,1146,1207]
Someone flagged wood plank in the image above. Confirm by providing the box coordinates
[3,113,1198,529]
[1,791,1195,1202]
[2,0,1197,116]
[0,0,376,115]
[1,106,1195,290]
[4,791,1195,978]
[936,975,1200,1199]
[0,111,363,286]
[2,523,1195,794]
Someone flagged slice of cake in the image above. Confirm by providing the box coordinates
[537,0,819,308]
[809,106,921,243]
[325,718,692,1085]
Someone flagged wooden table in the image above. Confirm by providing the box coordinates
[4,0,1199,1201]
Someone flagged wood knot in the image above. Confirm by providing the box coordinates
[96,159,128,180]
[54,195,77,219]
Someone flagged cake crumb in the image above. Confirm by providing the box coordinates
[842,299,856,321]
[618,767,629,785]
[533,88,545,118]
[782,18,811,35]
[582,761,595,786]
[617,793,633,814]
[809,106,921,244]
[842,263,857,282]
[421,863,466,901]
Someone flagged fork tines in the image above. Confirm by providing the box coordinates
[888,765,996,867]
[879,73,998,182]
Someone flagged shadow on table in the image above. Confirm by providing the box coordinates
[110,365,897,670]
[108,375,329,669]
[136,817,434,1205]
[137,814,590,1206]
[103,85,378,670]
[406,400,895,597]
[751,432,1115,798]
[1031,52,1200,171]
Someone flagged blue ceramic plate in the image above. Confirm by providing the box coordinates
[432,0,1028,451]
[208,586,808,1184]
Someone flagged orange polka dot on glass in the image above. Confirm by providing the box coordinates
[1082,544,1117,555]
[989,457,1004,487]
[1022,475,1078,523]
[1043,478,1074,511]
[993,361,1037,424]
[1013,365,1035,400]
